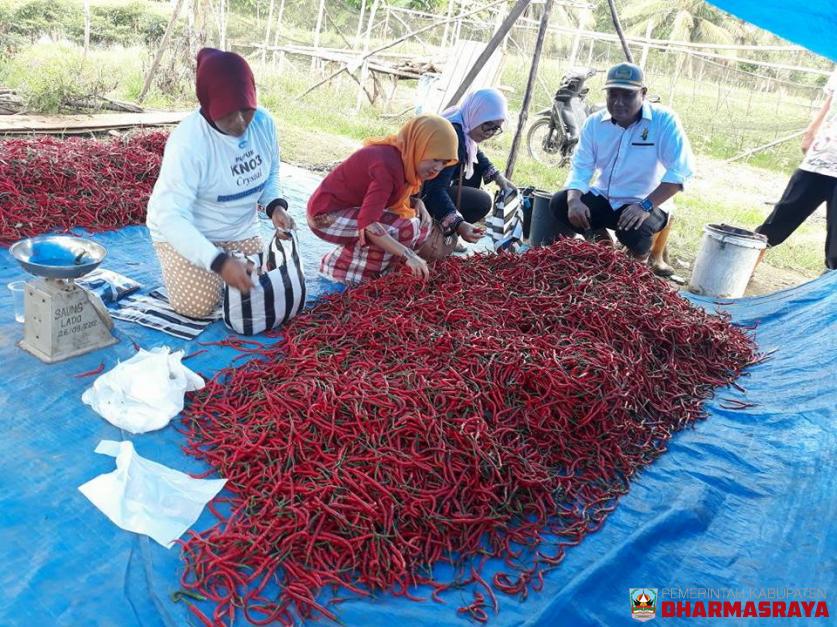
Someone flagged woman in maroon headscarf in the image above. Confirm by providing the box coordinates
[147,47,293,317]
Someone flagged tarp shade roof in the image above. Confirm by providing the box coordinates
[708,0,837,62]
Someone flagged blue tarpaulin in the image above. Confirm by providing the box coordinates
[0,164,834,626]
[708,0,837,62]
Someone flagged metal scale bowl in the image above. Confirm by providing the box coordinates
[10,235,117,363]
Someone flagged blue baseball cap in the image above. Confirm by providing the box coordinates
[604,63,644,91]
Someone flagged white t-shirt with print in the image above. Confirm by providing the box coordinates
[800,69,837,179]
[147,107,282,270]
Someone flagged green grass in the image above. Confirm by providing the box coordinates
[0,16,827,278]
[219,53,829,278]
[673,194,825,273]
[2,43,131,112]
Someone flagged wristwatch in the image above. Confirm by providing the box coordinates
[639,198,654,213]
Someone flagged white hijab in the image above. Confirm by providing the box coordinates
[441,88,508,179]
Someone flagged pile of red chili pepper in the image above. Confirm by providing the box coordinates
[0,130,168,245]
[180,240,759,625]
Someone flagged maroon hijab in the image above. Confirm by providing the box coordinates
[195,48,257,121]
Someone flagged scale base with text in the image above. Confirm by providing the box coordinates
[20,278,117,364]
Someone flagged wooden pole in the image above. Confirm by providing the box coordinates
[271,0,287,66]
[83,0,91,57]
[355,0,381,110]
[138,0,187,103]
[260,0,276,65]
[444,0,532,110]
[441,0,455,49]
[355,0,368,44]
[219,0,227,51]
[191,0,210,58]
[568,19,583,67]
[605,0,633,63]
[725,129,806,163]
[382,4,391,40]
[639,20,652,69]
[311,0,326,72]
[505,0,553,179]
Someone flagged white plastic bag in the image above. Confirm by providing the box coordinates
[81,346,204,434]
[78,440,226,548]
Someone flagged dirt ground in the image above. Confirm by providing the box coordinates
[280,129,824,297]
[685,156,824,295]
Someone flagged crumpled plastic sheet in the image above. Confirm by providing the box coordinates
[78,440,226,548]
[81,347,204,434]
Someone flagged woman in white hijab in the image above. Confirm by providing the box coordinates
[420,88,515,248]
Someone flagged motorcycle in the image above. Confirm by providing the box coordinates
[526,67,600,167]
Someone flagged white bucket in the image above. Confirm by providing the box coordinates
[688,224,767,298]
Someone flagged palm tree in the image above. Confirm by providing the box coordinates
[617,0,746,45]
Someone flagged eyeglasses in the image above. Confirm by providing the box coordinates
[479,122,504,137]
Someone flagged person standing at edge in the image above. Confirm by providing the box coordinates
[756,68,837,271]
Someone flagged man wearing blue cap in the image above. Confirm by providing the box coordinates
[549,62,695,260]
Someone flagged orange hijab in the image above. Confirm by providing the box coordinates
[364,114,458,218]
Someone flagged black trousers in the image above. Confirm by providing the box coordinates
[549,190,667,255]
[756,169,837,269]
[446,183,493,223]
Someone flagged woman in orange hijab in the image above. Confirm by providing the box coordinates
[307,114,458,283]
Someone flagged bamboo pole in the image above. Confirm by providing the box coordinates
[324,7,354,50]
[83,0,91,57]
[260,0,276,65]
[505,0,553,179]
[191,0,210,57]
[311,0,326,72]
[387,5,432,52]
[568,19,583,67]
[606,0,633,63]
[441,0,455,49]
[219,0,227,51]
[725,129,806,163]
[639,20,652,69]
[495,2,508,54]
[355,0,368,44]
[355,0,381,110]
[271,0,287,66]
[138,0,187,103]
[382,4,391,40]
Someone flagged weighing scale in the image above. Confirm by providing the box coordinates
[9,235,118,363]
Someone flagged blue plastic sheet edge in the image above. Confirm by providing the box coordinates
[0,164,834,626]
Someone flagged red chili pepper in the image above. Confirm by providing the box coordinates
[185,602,214,627]
[74,361,105,378]
[0,132,168,245]
[175,240,757,625]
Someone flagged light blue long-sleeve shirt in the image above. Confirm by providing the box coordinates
[565,102,695,210]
